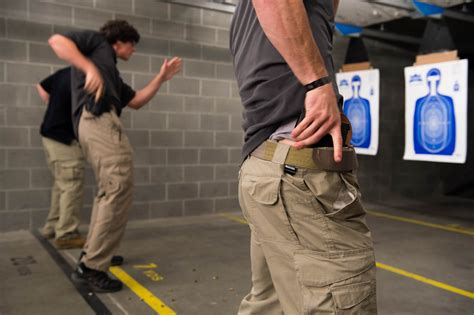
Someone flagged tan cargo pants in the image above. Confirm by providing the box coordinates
[238,152,377,314]
[78,109,134,271]
[42,137,85,239]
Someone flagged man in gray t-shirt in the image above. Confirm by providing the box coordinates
[231,1,377,314]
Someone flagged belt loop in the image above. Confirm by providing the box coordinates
[271,142,291,164]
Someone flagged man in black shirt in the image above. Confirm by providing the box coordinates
[231,1,376,314]
[37,67,86,250]
[48,20,182,293]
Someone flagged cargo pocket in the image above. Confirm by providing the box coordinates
[294,247,376,315]
[99,154,133,196]
[330,280,376,314]
[240,174,298,243]
[303,170,355,216]
[304,170,372,250]
[55,160,84,181]
[281,174,330,251]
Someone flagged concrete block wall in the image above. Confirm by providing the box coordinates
[3,1,469,232]
[0,0,241,232]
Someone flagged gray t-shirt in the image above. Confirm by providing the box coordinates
[63,30,136,138]
[230,0,342,159]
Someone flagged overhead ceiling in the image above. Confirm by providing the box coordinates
[336,0,470,27]
[170,0,471,28]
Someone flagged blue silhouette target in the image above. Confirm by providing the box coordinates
[343,75,371,148]
[413,68,456,155]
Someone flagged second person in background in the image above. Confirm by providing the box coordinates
[48,19,182,293]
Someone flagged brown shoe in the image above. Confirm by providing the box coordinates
[41,229,55,239]
[55,234,86,249]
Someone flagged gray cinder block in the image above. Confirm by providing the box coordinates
[0,169,30,189]
[167,149,198,165]
[200,148,228,164]
[168,182,198,199]
[6,63,51,84]
[150,130,183,147]
[0,40,27,61]
[6,19,52,42]
[184,165,214,181]
[200,182,228,198]
[0,127,29,147]
[135,0,169,20]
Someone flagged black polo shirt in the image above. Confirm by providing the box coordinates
[40,67,76,145]
[63,30,136,138]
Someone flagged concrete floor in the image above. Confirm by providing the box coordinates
[0,200,473,315]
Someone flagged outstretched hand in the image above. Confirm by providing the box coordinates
[291,84,343,162]
[159,57,182,82]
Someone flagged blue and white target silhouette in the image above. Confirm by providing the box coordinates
[343,75,371,148]
[413,68,456,155]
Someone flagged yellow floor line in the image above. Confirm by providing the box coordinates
[109,266,176,315]
[219,213,248,225]
[366,210,474,236]
[220,212,474,299]
[376,262,474,299]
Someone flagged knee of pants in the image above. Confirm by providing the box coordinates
[99,155,133,197]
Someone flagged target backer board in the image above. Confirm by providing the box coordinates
[337,69,380,155]
[404,59,468,163]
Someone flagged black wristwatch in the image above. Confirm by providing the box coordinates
[304,76,331,92]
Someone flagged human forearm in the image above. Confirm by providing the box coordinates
[48,34,103,99]
[36,84,50,104]
[128,57,182,110]
[48,35,94,73]
[252,0,328,84]
[127,76,163,110]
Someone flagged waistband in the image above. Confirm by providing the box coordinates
[251,140,358,172]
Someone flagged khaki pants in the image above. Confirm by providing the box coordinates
[238,153,377,314]
[42,137,85,239]
[78,109,134,271]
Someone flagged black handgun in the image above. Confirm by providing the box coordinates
[296,111,352,148]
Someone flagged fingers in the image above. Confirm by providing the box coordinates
[330,127,343,163]
[168,57,180,65]
[168,57,182,74]
[85,78,99,95]
[160,57,182,81]
[84,66,103,97]
[294,122,329,149]
[292,119,323,141]
[293,114,343,163]
[291,116,311,139]
[84,76,94,94]
[85,76,102,98]
[94,82,104,103]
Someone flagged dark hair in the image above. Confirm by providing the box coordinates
[99,20,140,45]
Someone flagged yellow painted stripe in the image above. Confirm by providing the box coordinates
[366,210,474,236]
[219,213,248,225]
[109,266,176,315]
[376,262,474,299]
